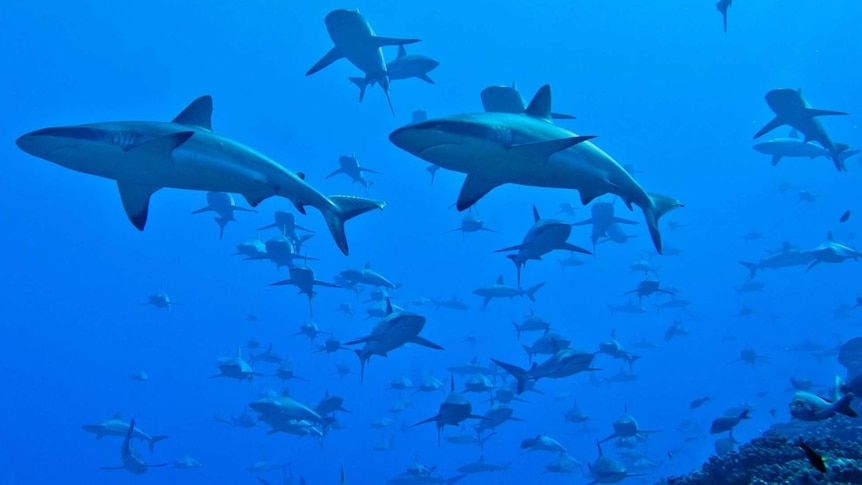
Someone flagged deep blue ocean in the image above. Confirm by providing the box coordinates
[2,1,861,483]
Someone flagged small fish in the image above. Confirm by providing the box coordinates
[799,441,826,473]
[690,396,710,409]
[840,210,851,223]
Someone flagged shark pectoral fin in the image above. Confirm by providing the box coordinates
[559,242,591,254]
[411,336,444,350]
[324,168,344,179]
[805,108,849,117]
[495,242,531,253]
[456,175,502,211]
[306,46,343,76]
[507,136,595,161]
[610,217,638,225]
[117,181,161,231]
[372,36,421,47]
[358,167,380,174]
[551,112,576,120]
[418,73,435,84]
[753,117,784,139]
[313,280,341,288]
[572,217,594,226]
[99,466,125,471]
[269,279,295,286]
[172,96,213,131]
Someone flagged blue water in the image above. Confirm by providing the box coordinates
[1,0,861,483]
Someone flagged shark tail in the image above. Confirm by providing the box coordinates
[215,217,231,240]
[525,282,545,302]
[319,196,387,256]
[354,350,367,384]
[491,359,529,394]
[835,394,858,418]
[506,254,523,286]
[831,144,855,172]
[148,435,168,453]
[641,194,683,254]
[739,261,758,279]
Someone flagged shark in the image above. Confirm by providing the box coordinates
[191,191,256,239]
[306,9,420,115]
[389,85,682,253]
[753,129,859,167]
[473,275,545,309]
[99,419,166,474]
[327,155,378,191]
[410,376,492,446]
[493,348,598,394]
[574,201,639,250]
[15,95,385,255]
[753,88,850,171]
[345,299,443,382]
[806,232,862,272]
[496,205,590,284]
[351,44,439,90]
[739,242,816,278]
[716,0,731,34]
[82,413,167,453]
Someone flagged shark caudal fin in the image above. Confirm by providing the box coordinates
[524,282,545,302]
[831,144,859,173]
[319,196,387,255]
[148,435,169,453]
[491,359,530,394]
[641,194,683,254]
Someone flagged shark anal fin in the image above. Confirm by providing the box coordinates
[456,175,502,211]
[117,181,161,231]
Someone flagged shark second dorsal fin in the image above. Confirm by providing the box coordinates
[173,96,213,131]
[364,261,372,269]
[113,412,123,420]
[532,205,541,222]
[397,44,407,58]
[496,275,504,285]
[525,85,553,121]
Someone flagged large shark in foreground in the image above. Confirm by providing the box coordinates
[753,88,850,171]
[389,85,682,253]
[16,96,385,255]
[307,9,420,115]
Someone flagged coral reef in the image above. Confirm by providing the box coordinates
[658,416,862,485]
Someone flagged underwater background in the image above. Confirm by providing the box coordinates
[1,0,862,483]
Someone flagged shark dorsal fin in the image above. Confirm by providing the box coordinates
[236,346,243,359]
[525,85,553,121]
[397,45,407,58]
[113,411,123,420]
[282,387,291,397]
[385,298,393,315]
[789,129,800,139]
[496,275,504,285]
[532,205,541,222]
[596,440,604,457]
[827,231,834,241]
[450,374,455,392]
[173,96,213,131]
[364,261,372,269]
